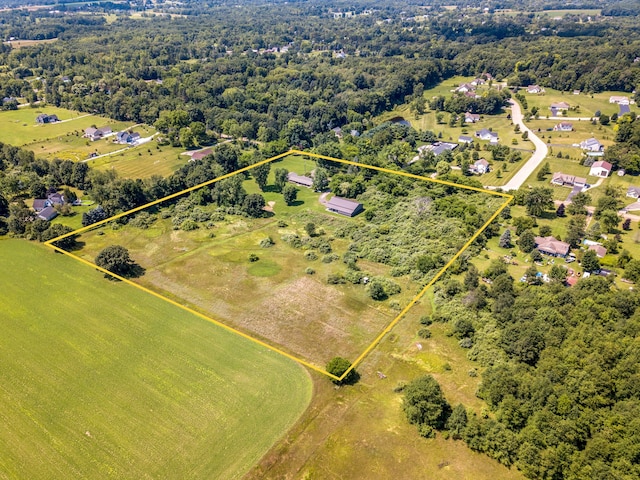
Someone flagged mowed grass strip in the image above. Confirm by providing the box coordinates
[0,239,311,480]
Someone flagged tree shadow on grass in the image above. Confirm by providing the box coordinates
[102,263,146,281]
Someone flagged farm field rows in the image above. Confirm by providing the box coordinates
[0,239,311,479]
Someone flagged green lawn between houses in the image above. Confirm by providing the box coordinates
[0,239,311,479]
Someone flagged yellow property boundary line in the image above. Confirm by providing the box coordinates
[45,149,513,381]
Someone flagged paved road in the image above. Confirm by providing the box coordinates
[491,99,549,191]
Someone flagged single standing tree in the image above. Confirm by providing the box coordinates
[252,162,271,191]
[282,184,298,205]
[582,250,601,273]
[622,218,631,231]
[368,280,386,300]
[524,187,554,217]
[567,192,591,215]
[243,193,266,217]
[274,168,289,192]
[95,245,136,277]
[312,168,329,191]
[624,259,640,283]
[305,222,316,237]
[556,203,566,217]
[499,229,512,248]
[326,357,359,385]
[549,264,568,283]
[446,404,468,440]
[599,210,620,233]
[518,229,536,253]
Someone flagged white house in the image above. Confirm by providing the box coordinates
[475,129,498,142]
[580,137,604,152]
[455,83,475,93]
[553,122,573,132]
[609,95,630,105]
[469,158,490,174]
[464,112,480,123]
[527,85,543,94]
[550,101,570,111]
[589,161,612,178]
[84,126,112,141]
[626,186,640,198]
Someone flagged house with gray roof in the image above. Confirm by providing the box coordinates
[475,129,498,142]
[37,206,58,222]
[580,137,604,152]
[36,114,59,124]
[535,236,570,257]
[626,186,640,198]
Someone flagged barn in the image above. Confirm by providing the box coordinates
[326,196,363,217]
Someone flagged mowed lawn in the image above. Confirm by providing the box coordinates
[0,239,311,479]
[523,88,639,119]
[0,107,102,146]
[88,140,187,179]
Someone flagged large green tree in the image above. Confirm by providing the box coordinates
[326,357,359,385]
[95,245,137,277]
[523,187,554,217]
[403,375,451,436]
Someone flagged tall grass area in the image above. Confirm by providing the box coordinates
[0,239,311,479]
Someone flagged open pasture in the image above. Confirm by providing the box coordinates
[71,154,505,370]
[0,239,311,479]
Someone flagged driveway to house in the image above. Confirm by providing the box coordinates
[489,99,549,191]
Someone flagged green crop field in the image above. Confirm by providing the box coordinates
[0,239,311,479]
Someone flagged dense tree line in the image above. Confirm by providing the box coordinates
[408,267,640,479]
[0,3,638,147]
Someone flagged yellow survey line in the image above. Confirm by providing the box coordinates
[290,149,513,199]
[44,149,512,381]
[45,150,292,243]
[336,194,513,381]
[45,242,340,380]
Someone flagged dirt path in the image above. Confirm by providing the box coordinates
[318,191,330,206]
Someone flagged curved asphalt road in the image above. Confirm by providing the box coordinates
[490,99,549,191]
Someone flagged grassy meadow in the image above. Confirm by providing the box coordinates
[72,154,498,368]
[248,292,525,480]
[73,156,416,366]
[0,239,312,479]
[0,107,188,178]
[87,140,187,178]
